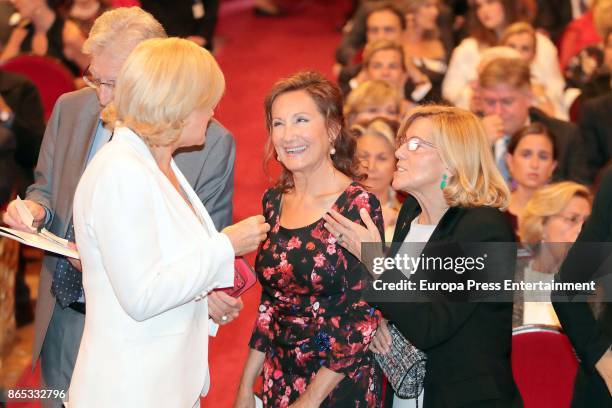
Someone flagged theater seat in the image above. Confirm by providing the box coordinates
[2,54,76,121]
[512,325,579,407]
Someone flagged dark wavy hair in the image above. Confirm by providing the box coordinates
[467,0,534,47]
[264,71,362,192]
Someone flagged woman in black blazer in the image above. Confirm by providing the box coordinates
[324,105,522,407]
[552,167,612,407]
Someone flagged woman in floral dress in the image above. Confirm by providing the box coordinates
[235,71,384,408]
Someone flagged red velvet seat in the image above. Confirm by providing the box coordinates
[2,54,76,121]
[512,325,579,408]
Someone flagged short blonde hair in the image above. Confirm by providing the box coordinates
[501,22,536,47]
[83,7,166,60]
[343,80,401,126]
[102,37,225,147]
[351,117,400,148]
[519,182,592,244]
[398,105,510,208]
[363,40,406,70]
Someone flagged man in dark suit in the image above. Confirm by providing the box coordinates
[553,167,612,407]
[580,92,612,182]
[2,8,239,407]
[477,57,589,184]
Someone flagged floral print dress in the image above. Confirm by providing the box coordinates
[249,182,384,407]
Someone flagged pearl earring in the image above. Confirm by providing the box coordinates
[330,147,336,156]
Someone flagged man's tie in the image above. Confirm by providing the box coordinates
[50,121,113,308]
[51,221,82,307]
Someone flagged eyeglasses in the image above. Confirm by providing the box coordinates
[400,136,437,151]
[82,65,116,90]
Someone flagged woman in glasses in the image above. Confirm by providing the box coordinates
[324,105,522,407]
[513,181,592,327]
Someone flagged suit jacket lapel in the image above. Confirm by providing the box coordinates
[57,94,100,228]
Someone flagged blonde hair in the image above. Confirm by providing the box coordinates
[83,7,166,60]
[501,22,536,47]
[102,37,225,147]
[519,182,592,244]
[343,80,401,126]
[363,40,406,70]
[399,105,510,208]
[351,117,399,148]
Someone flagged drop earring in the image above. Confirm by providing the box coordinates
[440,174,448,190]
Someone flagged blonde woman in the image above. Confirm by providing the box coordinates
[68,38,269,407]
[513,181,592,327]
[352,118,401,241]
[501,22,566,119]
[324,105,521,407]
[344,80,402,127]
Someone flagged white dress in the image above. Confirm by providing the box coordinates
[68,127,235,408]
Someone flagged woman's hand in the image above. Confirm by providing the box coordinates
[323,208,382,263]
[370,319,392,355]
[222,215,270,256]
[208,291,243,325]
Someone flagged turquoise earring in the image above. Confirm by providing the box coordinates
[440,174,448,190]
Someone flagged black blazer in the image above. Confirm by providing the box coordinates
[580,93,612,183]
[529,107,589,184]
[553,167,612,408]
[371,196,522,408]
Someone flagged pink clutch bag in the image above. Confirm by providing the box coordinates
[215,257,257,298]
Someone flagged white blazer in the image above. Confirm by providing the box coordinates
[68,127,235,408]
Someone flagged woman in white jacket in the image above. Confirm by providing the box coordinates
[68,38,269,407]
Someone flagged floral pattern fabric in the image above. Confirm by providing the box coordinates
[249,182,384,407]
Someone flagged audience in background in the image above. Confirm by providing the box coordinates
[477,57,587,184]
[443,0,564,111]
[68,0,110,35]
[1,0,89,76]
[140,0,220,51]
[501,22,567,119]
[505,123,558,232]
[352,117,401,240]
[402,0,447,102]
[344,79,402,126]
[558,0,612,71]
[336,1,406,80]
